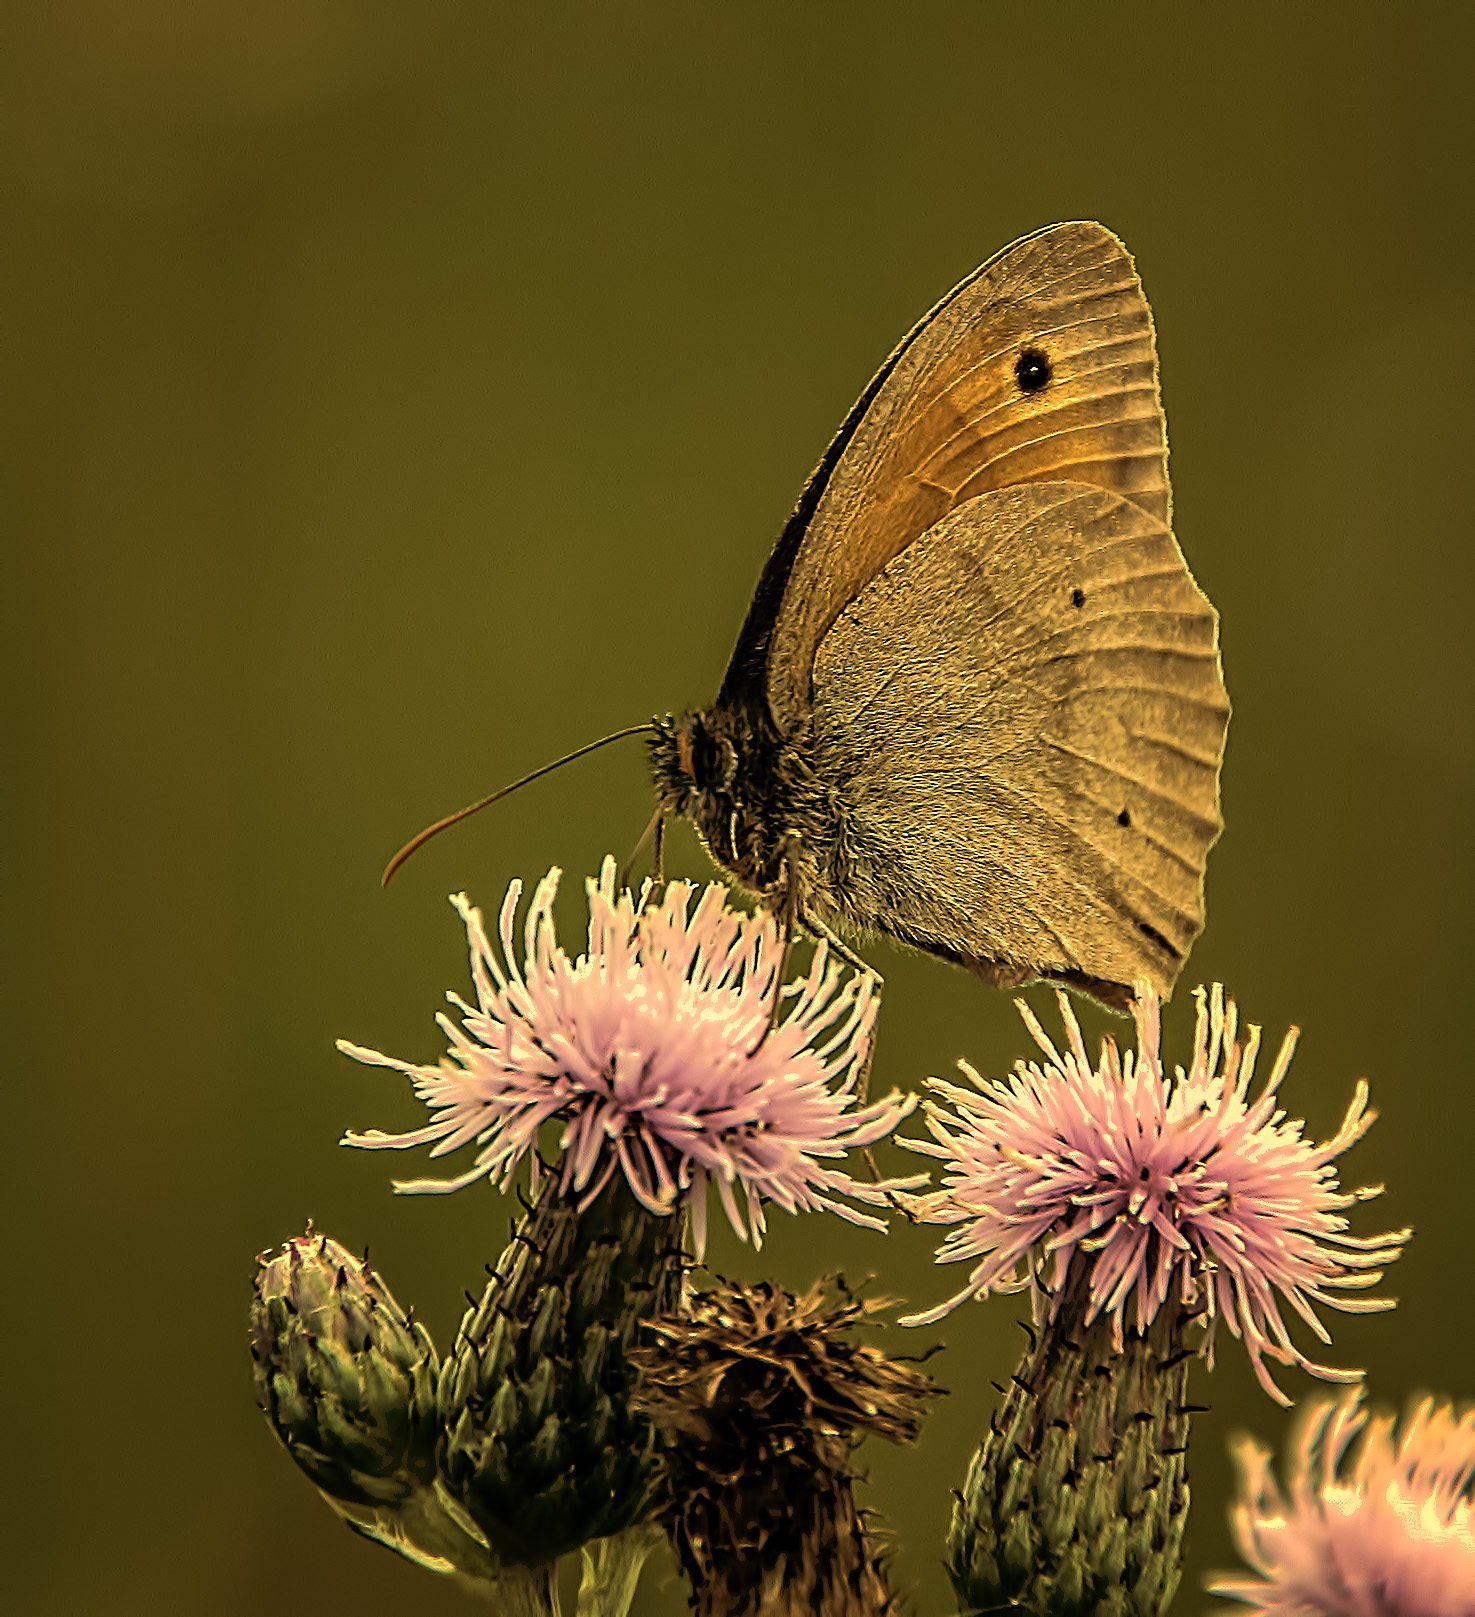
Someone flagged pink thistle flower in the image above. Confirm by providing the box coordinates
[1212,1388,1475,1617]
[339,857,922,1255]
[898,984,1410,1404]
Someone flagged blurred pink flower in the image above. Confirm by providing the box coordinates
[339,857,922,1255]
[1212,1388,1475,1617]
[898,984,1409,1404]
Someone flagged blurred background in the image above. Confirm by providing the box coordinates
[5,4,1471,1611]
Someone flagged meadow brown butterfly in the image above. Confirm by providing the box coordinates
[646,221,1228,1009]
[388,222,1228,1011]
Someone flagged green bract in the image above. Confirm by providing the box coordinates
[437,1177,685,1568]
[948,1262,1194,1617]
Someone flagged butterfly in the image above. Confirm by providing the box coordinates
[645,221,1229,1010]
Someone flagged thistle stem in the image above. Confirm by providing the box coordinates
[485,1562,562,1616]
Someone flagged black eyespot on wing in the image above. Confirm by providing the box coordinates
[1071,587,1086,608]
[1015,347,1051,393]
[1117,808,1132,827]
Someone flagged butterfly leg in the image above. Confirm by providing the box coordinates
[797,909,875,980]
[794,908,911,1218]
[762,835,806,1041]
[619,808,667,897]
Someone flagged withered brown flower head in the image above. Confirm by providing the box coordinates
[631,1277,942,1617]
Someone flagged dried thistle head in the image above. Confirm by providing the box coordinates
[631,1276,942,1617]
[636,1275,937,1445]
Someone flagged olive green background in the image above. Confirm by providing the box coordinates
[6,5,1471,1612]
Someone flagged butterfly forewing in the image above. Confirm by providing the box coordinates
[763,222,1170,734]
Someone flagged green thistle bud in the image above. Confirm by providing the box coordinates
[437,1176,685,1569]
[250,1227,496,1584]
[251,1226,439,1505]
[630,1276,942,1617]
[946,1263,1195,1617]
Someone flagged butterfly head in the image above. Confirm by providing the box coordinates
[650,709,739,819]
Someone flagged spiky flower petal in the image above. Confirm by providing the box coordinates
[340,858,921,1254]
[630,1277,940,1617]
[900,985,1409,1404]
[1212,1388,1475,1616]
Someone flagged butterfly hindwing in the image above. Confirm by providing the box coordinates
[806,480,1228,1001]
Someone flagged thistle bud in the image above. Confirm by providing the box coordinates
[251,1227,438,1505]
[250,1227,496,1584]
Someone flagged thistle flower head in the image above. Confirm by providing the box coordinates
[1212,1388,1475,1617]
[899,984,1410,1404]
[340,857,921,1254]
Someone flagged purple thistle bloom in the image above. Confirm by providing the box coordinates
[898,984,1410,1404]
[339,857,923,1255]
[1212,1388,1475,1617]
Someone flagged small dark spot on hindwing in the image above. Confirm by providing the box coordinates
[1071,587,1086,608]
[1137,920,1181,960]
[1015,347,1052,393]
[1117,807,1132,827]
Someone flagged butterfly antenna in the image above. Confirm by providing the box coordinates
[381,723,657,886]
